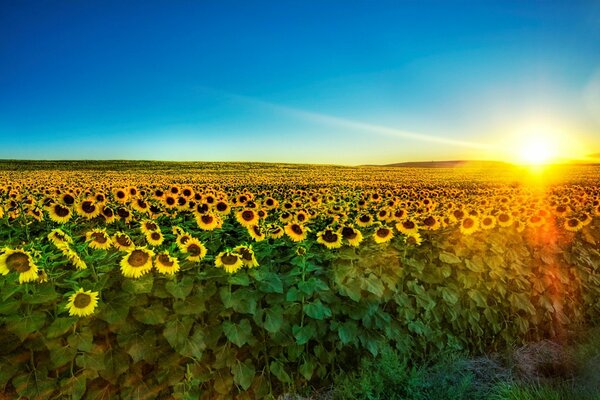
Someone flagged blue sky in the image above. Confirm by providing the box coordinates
[1,0,599,164]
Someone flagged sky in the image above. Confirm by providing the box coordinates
[1,0,599,165]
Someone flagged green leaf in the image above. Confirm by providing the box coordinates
[465,258,485,273]
[361,274,384,297]
[100,349,130,384]
[264,306,284,333]
[163,318,193,351]
[270,361,291,383]
[439,252,461,264]
[6,311,46,341]
[232,360,255,390]
[510,293,536,315]
[292,323,316,345]
[468,290,487,308]
[13,371,56,400]
[229,273,250,286]
[440,287,459,305]
[76,352,105,371]
[0,357,20,386]
[97,293,131,324]
[223,319,254,347]
[165,276,194,299]
[299,359,316,380]
[67,327,93,352]
[338,321,358,344]
[285,287,303,302]
[46,317,76,339]
[256,271,284,294]
[122,275,154,294]
[120,331,157,363]
[173,293,206,315]
[50,345,77,369]
[304,299,332,320]
[60,373,88,400]
[22,284,59,304]
[220,287,258,315]
[298,277,329,296]
[132,303,168,325]
[0,298,19,315]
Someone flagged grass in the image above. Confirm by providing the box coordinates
[308,326,600,400]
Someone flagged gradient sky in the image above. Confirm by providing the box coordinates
[1,1,599,165]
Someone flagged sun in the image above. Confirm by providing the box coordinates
[517,134,558,165]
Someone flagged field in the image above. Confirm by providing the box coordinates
[1,160,600,399]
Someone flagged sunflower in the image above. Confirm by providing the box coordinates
[214,200,231,215]
[564,218,583,232]
[236,209,259,228]
[233,245,259,268]
[154,252,180,275]
[285,223,308,242]
[405,232,423,246]
[214,251,243,274]
[267,224,285,239]
[86,229,112,250]
[64,248,87,270]
[356,214,374,227]
[112,232,135,251]
[480,215,497,230]
[60,193,76,206]
[120,248,155,278]
[66,288,99,317]
[247,225,265,242]
[176,234,192,252]
[341,225,363,247]
[396,219,419,235]
[497,212,513,228]
[115,207,133,223]
[48,204,72,224]
[183,238,207,262]
[113,188,129,203]
[527,215,545,228]
[101,206,116,224]
[76,199,101,219]
[460,216,479,235]
[373,226,394,244]
[263,197,279,210]
[295,210,310,224]
[172,225,185,236]
[195,212,221,231]
[279,212,293,224]
[0,248,39,284]
[554,205,570,218]
[146,230,164,247]
[579,213,593,226]
[317,228,343,249]
[422,215,441,230]
[47,228,73,250]
[140,220,160,235]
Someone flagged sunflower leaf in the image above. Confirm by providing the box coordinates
[223,319,254,347]
[232,360,255,390]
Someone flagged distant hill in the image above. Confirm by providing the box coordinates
[380,160,513,168]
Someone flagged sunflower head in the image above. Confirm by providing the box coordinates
[317,228,343,249]
[120,248,155,278]
[66,288,99,317]
[154,252,180,275]
[215,251,243,274]
[0,248,39,283]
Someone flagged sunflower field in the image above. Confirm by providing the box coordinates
[1,160,600,399]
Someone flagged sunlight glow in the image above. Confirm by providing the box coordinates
[517,134,559,165]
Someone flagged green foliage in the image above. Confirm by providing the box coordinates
[1,212,600,399]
